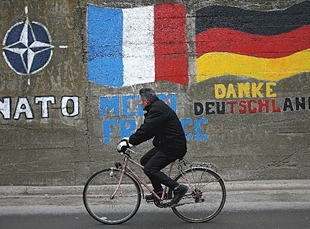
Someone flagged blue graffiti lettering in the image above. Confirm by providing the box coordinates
[103,119,118,143]
[100,93,177,117]
[120,119,136,138]
[195,118,209,140]
[122,95,138,116]
[100,94,208,143]
[100,96,119,117]
[180,118,193,140]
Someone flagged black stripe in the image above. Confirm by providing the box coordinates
[195,1,310,35]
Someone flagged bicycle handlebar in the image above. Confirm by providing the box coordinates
[119,147,136,157]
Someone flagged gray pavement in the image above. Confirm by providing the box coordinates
[0,180,309,215]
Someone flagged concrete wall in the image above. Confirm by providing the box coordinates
[0,0,309,186]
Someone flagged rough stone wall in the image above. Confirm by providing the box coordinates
[0,0,309,185]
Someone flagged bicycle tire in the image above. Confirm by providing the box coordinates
[83,168,141,225]
[171,167,226,223]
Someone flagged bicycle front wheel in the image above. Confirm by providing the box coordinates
[83,168,141,225]
[172,167,226,223]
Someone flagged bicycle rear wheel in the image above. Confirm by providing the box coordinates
[83,168,141,225]
[171,167,226,223]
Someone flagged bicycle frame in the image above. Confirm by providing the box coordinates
[111,149,197,202]
[111,150,177,202]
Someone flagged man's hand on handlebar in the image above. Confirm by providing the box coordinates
[117,137,133,153]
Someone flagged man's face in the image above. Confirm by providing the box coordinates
[139,98,150,110]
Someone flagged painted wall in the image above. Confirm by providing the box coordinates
[0,0,309,185]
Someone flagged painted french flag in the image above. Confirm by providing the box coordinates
[87,2,188,87]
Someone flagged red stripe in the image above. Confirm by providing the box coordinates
[196,25,310,58]
[154,3,188,85]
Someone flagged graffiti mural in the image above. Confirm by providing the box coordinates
[195,1,310,82]
[0,96,80,120]
[87,2,188,87]
[194,1,310,116]
[99,93,208,143]
[86,1,310,141]
[1,6,79,120]
[1,0,309,185]
[2,7,54,75]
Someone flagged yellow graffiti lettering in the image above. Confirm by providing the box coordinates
[266,82,277,98]
[214,82,277,99]
[214,84,226,99]
[237,83,250,98]
[226,84,237,98]
[251,82,264,98]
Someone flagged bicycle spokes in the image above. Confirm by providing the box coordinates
[171,168,226,223]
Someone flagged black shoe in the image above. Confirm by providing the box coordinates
[145,191,166,202]
[170,185,188,206]
[145,193,156,202]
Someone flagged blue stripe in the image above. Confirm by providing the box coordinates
[87,5,123,87]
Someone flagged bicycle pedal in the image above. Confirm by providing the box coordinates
[198,198,205,203]
[159,200,172,208]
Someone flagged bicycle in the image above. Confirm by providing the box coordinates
[83,147,226,225]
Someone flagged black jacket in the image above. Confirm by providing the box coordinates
[129,98,187,157]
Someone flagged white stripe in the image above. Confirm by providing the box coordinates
[123,6,155,86]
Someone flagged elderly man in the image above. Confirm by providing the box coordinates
[123,88,188,206]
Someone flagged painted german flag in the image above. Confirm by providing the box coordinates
[195,1,310,82]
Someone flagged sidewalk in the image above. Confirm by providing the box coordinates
[0,180,309,213]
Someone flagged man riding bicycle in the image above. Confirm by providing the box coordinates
[119,88,188,206]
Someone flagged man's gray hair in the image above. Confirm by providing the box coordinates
[139,88,157,103]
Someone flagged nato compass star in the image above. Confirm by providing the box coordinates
[2,7,54,75]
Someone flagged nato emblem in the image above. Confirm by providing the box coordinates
[2,7,54,75]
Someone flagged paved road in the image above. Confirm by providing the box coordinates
[0,207,309,229]
[0,180,309,228]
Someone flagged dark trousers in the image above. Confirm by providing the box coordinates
[140,147,179,192]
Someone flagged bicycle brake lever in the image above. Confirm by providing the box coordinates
[127,148,135,154]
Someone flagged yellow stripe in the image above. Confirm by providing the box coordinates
[196,49,310,82]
